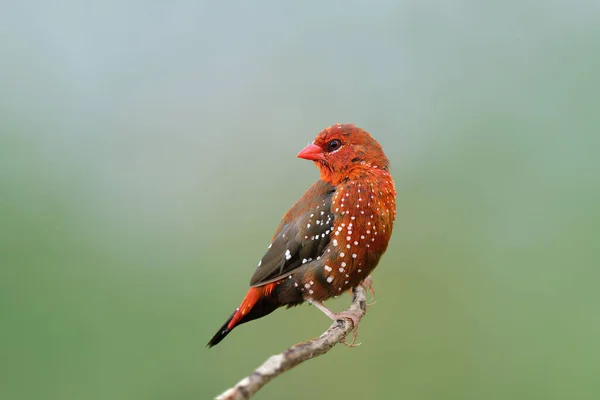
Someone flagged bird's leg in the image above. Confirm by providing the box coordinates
[308,300,361,347]
[360,275,376,306]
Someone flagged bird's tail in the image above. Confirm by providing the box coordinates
[207,283,279,348]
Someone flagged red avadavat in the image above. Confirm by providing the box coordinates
[208,124,396,347]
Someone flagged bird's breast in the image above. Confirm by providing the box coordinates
[297,171,396,301]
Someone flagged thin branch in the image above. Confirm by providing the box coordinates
[215,286,368,400]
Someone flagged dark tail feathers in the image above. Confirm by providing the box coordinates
[207,311,236,347]
[207,295,280,348]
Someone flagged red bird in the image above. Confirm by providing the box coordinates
[208,124,396,347]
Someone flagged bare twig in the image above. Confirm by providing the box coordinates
[215,286,368,400]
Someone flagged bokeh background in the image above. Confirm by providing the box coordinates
[1,1,599,399]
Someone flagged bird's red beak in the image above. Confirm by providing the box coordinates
[297,143,325,161]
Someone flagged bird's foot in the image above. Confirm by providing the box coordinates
[336,310,362,347]
[309,300,362,346]
[360,275,377,306]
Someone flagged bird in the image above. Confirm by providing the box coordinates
[207,124,396,347]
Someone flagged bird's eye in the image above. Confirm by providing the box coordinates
[327,139,342,152]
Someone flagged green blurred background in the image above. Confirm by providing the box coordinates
[1,1,599,399]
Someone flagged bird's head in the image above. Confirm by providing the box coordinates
[297,124,390,185]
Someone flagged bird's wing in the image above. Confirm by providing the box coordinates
[249,180,335,287]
